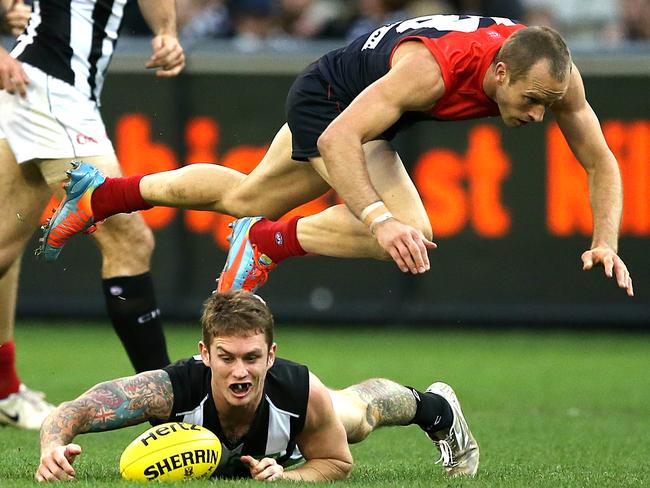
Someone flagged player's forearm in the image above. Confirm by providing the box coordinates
[39,399,97,451]
[41,372,173,452]
[317,134,381,219]
[283,458,353,481]
[137,0,177,36]
[588,155,623,251]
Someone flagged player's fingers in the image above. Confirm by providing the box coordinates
[616,263,634,296]
[151,47,184,73]
[626,276,634,297]
[41,457,72,481]
[145,38,169,68]
[404,235,427,273]
[614,260,628,289]
[65,444,82,461]
[15,78,28,97]
[155,59,185,77]
[388,247,408,273]
[581,251,593,270]
[395,240,418,274]
[7,5,31,18]
[35,465,50,482]
[52,449,76,477]
[253,457,276,471]
[0,69,12,92]
[240,455,259,469]
[147,39,181,67]
[265,466,283,481]
[1,65,28,97]
[412,233,430,272]
[150,45,174,63]
[603,255,614,278]
[423,237,437,250]
[255,461,281,481]
[35,467,56,482]
[248,458,273,479]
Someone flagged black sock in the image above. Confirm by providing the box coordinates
[102,273,171,372]
[406,387,454,433]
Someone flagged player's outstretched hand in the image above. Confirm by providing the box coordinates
[35,444,82,482]
[581,246,633,297]
[4,0,31,37]
[241,455,285,481]
[373,218,437,274]
[0,49,29,97]
[146,34,185,77]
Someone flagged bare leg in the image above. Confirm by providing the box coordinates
[329,379,417,444]
[0,141,52,345]
[0,258,21,344]
[139,124,331,219]
[299,140,432,259]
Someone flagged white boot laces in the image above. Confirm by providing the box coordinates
[435,439,456,467]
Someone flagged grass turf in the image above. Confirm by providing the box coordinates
[1,322,649,487]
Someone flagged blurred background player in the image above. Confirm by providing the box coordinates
[36,290,478,482]
[0,0,185,430]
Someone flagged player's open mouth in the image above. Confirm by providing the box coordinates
[229,382,253,396]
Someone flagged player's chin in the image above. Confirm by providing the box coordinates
[503,117,522,128]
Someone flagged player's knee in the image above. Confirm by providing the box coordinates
[221,190,269,219]
[0,254,14,278]
[0,243,25,278]
[94,215,155,265]
[373,245,393,262]
[418,220,434,242]
[400,215,433,241]
[345,407,375,444]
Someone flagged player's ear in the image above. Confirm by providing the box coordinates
[267,343,277,367]
[495,61,508,85]
[199,341,210,366]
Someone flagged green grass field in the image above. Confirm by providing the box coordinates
[2,322,649,487]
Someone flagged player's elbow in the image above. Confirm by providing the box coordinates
[301,457,353,481]
[329,458,353,480]
[316,129,337,159]
[317,125,358,160]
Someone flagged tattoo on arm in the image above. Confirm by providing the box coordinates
[40,370,173,450]
[348,379,416,428]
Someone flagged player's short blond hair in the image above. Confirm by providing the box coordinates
[496,26,572,84]
[201,290,274,349]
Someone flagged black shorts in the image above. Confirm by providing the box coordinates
[285,62,347,161]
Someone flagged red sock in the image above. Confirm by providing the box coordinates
[0,340,21,399]
[91,175,153,222]
[248,216,306,263]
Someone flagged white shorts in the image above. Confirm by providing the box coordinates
[0,63,114,165]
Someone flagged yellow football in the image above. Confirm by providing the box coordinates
[119,422,222,481]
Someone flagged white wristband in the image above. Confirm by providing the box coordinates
[369,211,394,234]
[359,201,384,223]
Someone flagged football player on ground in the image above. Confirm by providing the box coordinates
[39,15,633,298]
[35,290,478,482]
